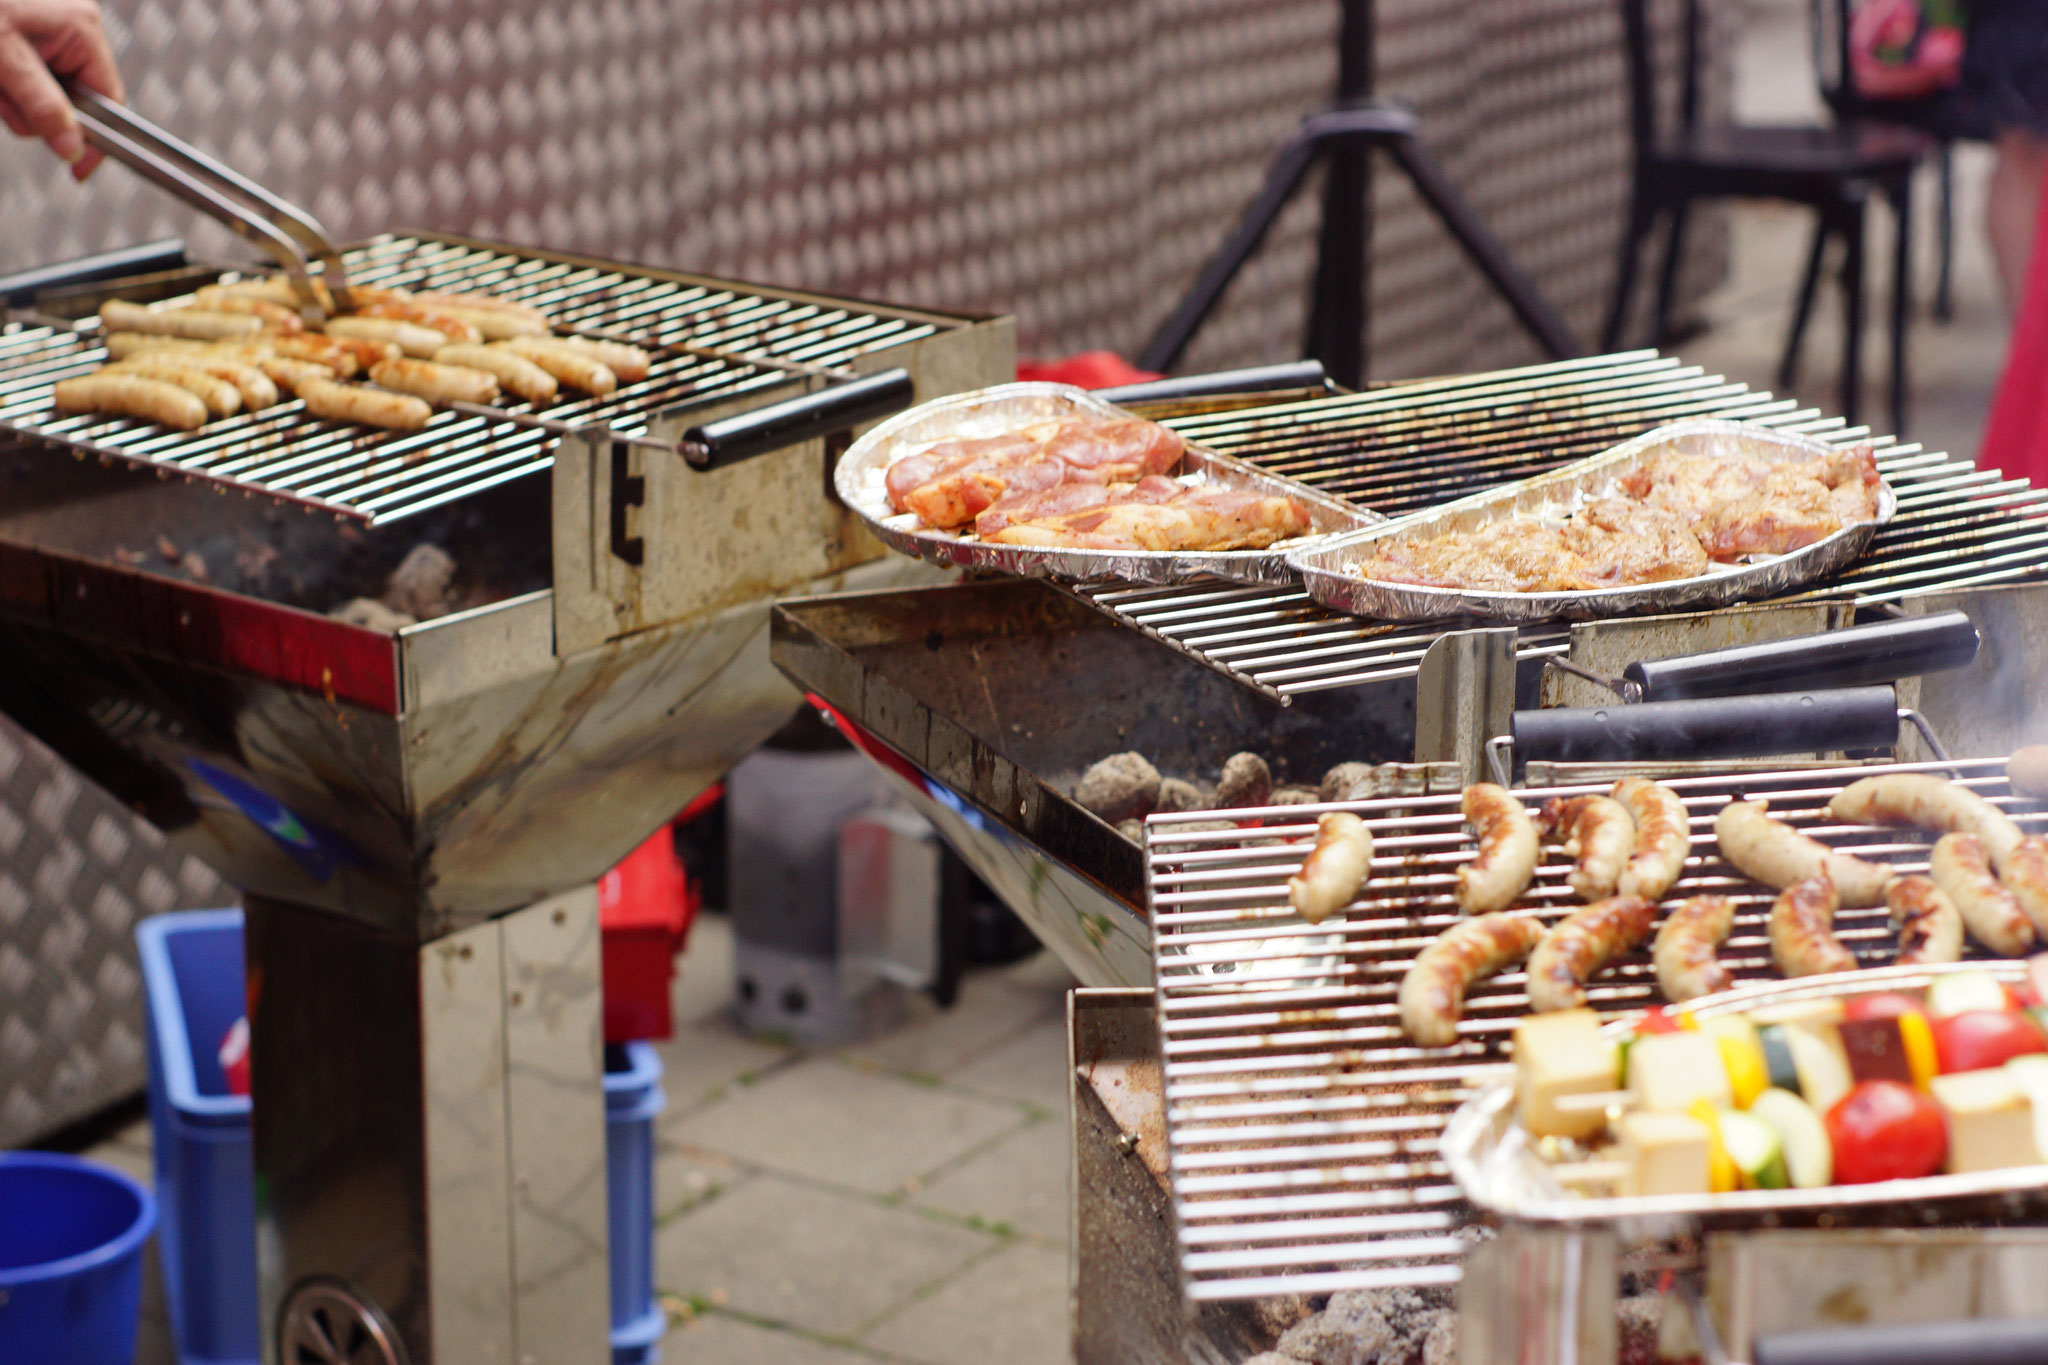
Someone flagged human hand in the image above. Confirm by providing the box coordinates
[0,0,120,180]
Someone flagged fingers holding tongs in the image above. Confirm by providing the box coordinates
[65,85,353,325]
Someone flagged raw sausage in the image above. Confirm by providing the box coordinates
[1286,812,1374,924]
[102,332,211,361]
[195,294,304,332]
[1930,832,2036,956]
[256,357,338,394]
[1454,783,1539,914]
[324,316,450,358]
[98,299,265,341]
[560,336,652,383]
[1526,894,1657,1012]
[1768,876,1857,977]
[196,276,335,314]
[368,358,500,406]
[498,337,618,395]
[1995,834,2048,936]
[359,300,484,346]
[52,374,208,430]
[2009,746,2048,801]
[1613,777,1691,900]
[1652,894,1736,1002]
[1887,875,1964,966]
[297,377,432,431]
[433,344,557,404]
[1397,913,1545,1048]
[1827,773,2024,863]
[1715,800,1893,907]
[1538,795,1637,901]
[107,358,241,418]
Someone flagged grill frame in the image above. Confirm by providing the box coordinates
[1146,756,2048,1302]
[0,231,972,523]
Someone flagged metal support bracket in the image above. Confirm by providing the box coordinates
[609,439,645,567]
[1413,627,1519,785]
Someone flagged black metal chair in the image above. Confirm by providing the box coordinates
[1602,0,1935,432]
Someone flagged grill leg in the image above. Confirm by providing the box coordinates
[1839,196,1867,428]
[248,891,609,1365]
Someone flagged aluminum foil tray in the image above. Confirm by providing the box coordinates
[1286,421,1897,622]
[835,382,1383,585]
[1441,961,2048,1241]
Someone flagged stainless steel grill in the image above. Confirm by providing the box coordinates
[1147,756,2045,1301]
[1079,356,2048,703]
[0,232,948,522]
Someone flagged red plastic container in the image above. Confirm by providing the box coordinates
[599,824,700,1043]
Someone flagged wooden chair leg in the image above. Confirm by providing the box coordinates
[1779,216,1829,390]
[1840,200,1866,427]
[1602,192,1656,352]
[1935,141,1955,324]
[1889,177,1912,436]
[1651,200,1693,349]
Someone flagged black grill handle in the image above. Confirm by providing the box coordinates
[1512,685,1901,763]
[0,237,187,308]
[1753,1316,2048,1365]
[1095,360,1330,406]
[1625,611,1980,702]
[679,367,915,471]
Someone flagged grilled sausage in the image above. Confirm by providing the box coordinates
[1887,874,1964,966]
[52,374,208,430]
[357,285,551,338]
[1454,783,1539,914]
[359,300,484,346]
[194,294,304,333]
[409,288,549,324]
[107,359,241,418]
[297,376,432,431]
[171,358,277,411]
[228,333,364,377]
[197,276,335,314]
[498,337,618,395]
[1653,894,1737,1002]
[1715,800,1893,907]
[434,344,557,404]
[1930,832,2036,956]
[1397,913,1545,1047]
[324,316,450,358]
[559,336,652,383]
[255,356,338,394]
[1769,876,1857,977]
[1827,773,2025,863]
[1538,795,1637,901]
[1613,778,1691,900]
[2010,747,2048,801]
[1995,834,2048,936]
[99,299,266,341]
[1287,812,1374,925]
[1527,894,1658,1012]
[368,358,500,406]
[103,332,212,361]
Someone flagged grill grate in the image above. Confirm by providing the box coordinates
[1147,756,2046,1301]
[1072,355,2048,702]
[0,234,943,523]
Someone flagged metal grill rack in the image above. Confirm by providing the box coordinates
[1074,355,2048,703]
[1146,757,2047,1302]
[0,233,946,522]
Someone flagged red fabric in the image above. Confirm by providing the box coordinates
[1015,351,1159,389]
[1979,171,2048,486]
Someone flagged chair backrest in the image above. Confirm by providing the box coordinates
[1810,0,1855,115]
[1620,0,1706,156]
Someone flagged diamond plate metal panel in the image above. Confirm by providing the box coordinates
[0,715,229,1147]
[0,1,1715,443]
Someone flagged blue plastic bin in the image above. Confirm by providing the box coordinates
[139,911,667,1365]
[0,1150,158,1365]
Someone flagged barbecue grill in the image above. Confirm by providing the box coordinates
[0,223,1010,1363]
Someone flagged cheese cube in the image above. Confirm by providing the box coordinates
[1931,1070,2039,1175]
[1626,1031,1733,1113]
[1513,1009,1618,1139]
[1617,1111,1714,1197]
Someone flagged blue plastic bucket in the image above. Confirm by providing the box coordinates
[0,1151,158,1365]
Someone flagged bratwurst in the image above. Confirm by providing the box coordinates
[1397,913,1545,1047]
[1454,784,1539,914]
[1715,800,1893,907]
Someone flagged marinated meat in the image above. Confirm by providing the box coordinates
[986,485,1310,551]
[1039,415,1185,483]
[1560,500,1710,583]
[973,473,1174,538]
[1694,465,1842,558]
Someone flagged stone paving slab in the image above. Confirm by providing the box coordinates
[656,1139,755,1222]
[671,1055,1030,1196]
[662,1310,902,1364]
[943,1016,1072,1115]
[652,1014,798,1117]
[656,1174,995,1339]
[863,1239,1071,1365]
[911,1114,1068,1244]
[843,972,1059,1079]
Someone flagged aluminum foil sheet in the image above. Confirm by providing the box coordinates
[836,382,1383,585]
[1440,960,2048,1240]
[1287,421,1898,623]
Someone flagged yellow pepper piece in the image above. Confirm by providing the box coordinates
[1714,1033,1770,1108]
[1897,1010,1939,1090]
[1688,1099,1738,1193]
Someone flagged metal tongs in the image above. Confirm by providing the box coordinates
[68,86,353,324]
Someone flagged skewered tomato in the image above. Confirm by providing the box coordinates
[1929,1010,2048,1075]
[1825,1081,1947,1184]
[1843,993,1929,1023]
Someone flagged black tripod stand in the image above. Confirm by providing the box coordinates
[1136,0,1581,387]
